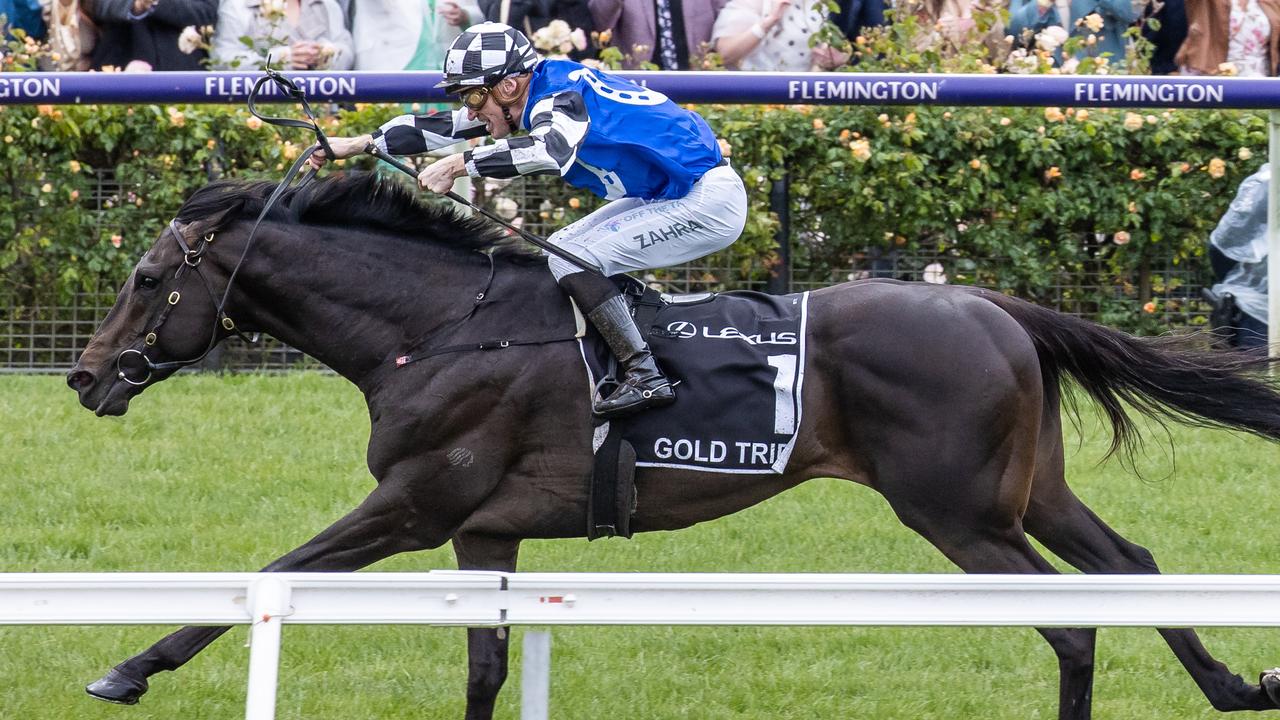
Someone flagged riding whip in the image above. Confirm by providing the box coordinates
[248,65,335,162]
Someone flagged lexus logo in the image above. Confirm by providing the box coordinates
[666,321,697,339]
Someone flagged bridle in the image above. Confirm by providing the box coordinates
[360,145,596,272]
[114,220,258,385]
[114,67,327,386]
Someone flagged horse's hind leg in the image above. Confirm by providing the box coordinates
[86,477,438,705]
[898,517,1099,720]
[1023,439,1279,712]
[877,461,1098,719]
[452,533,520,720]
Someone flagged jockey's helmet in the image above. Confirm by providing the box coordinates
[436,22,540,95]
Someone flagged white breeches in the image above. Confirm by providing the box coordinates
[546,164,748,280]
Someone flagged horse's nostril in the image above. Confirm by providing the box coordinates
[67,370,95,391]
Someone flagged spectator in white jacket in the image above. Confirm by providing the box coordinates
[211,0,354,69]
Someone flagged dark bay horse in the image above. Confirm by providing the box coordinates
[67,172,1280,720]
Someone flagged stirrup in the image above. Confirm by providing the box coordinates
[592,379,676,419]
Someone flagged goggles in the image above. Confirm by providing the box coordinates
[458,85,493,110]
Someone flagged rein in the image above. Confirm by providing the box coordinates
[114,67,597,385]
[361,138,597,274]
[114,68,326,386]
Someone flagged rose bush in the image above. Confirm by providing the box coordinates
[698,102,1263,332]
[0,98,1263,333]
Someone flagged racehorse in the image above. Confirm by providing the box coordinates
[67,172,1280,720]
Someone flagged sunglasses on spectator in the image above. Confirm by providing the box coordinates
[459,86,492,110]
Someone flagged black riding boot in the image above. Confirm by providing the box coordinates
[589,294,676,417]
[559,272,676,418]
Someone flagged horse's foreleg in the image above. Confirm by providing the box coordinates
[452,532,521,720]
[87,478,436,705]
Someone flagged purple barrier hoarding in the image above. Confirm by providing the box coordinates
[0,70,1278,108]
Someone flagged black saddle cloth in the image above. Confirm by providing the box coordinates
[584,285,809,474]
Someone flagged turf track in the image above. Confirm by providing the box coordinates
[3,373,1279,719]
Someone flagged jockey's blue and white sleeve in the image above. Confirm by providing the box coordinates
[372,110,489,155]
[463,91,590,179]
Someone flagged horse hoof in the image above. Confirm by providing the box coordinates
[1260,668,1280,707]
[86,667,148,705]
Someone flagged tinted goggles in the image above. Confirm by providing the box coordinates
[458,86,492,110]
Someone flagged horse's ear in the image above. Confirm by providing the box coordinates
[204,203,243,230]
[175,205,238,241]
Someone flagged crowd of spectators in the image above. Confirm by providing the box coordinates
[0,0,1274,76]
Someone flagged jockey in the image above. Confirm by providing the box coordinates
[311,21,748,418]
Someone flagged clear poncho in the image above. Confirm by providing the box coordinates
[1210,163,1270,324]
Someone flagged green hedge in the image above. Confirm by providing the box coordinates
[699,103,1265,331]
[0,99,1264,332]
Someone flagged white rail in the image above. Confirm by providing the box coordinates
[6,572,1280,719]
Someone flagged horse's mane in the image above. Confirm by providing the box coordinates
[175,171,539,261]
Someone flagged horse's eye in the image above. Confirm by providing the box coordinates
[136,274,159,290]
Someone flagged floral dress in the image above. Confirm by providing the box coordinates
[711,0,826,71]
[1228,0,1272,76]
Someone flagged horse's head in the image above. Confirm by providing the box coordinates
[67,216,241,416]
[67,172,528,414]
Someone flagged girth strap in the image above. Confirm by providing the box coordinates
[393,334,581,367]
[629,286,666,345]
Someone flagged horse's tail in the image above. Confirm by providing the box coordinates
[974,289,1280,459]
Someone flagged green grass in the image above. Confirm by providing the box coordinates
[3,373,1280,719]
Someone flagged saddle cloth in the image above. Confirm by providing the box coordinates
[582,288,810,474]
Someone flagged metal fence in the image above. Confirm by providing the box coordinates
[0,251,1210,374]
[1,171,1213,373]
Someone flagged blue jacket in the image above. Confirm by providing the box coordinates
[525,59,722,200]
[1009,0,1142,61]
[1,0,45,39]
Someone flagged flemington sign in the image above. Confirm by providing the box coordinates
[0,75,61,99]
[202,74,357,98]
[0,71,1275,109]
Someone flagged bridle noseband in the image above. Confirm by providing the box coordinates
[114,220,256,386]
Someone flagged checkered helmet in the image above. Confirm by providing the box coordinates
[436,22,539,93]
